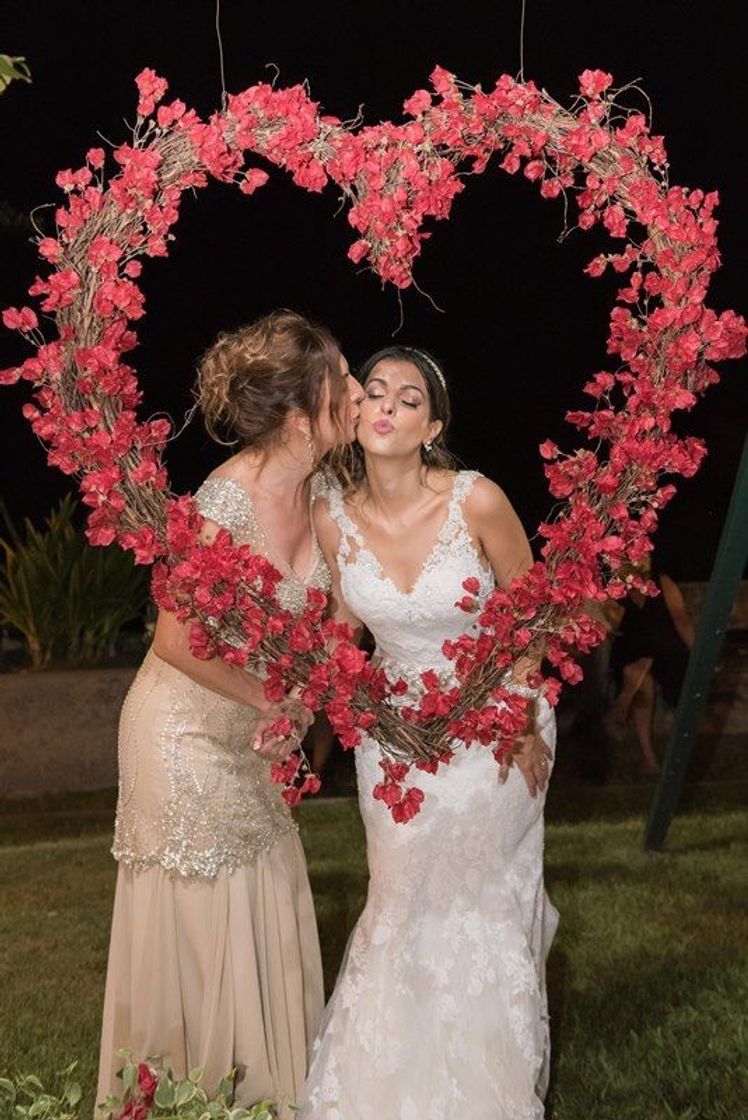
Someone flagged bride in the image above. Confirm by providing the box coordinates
[301,346,557,1120]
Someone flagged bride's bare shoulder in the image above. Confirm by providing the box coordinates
[464,475,516,522]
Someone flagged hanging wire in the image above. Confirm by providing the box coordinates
[215,0,228,108]
[519,0,527,80]
[165,0,229,445]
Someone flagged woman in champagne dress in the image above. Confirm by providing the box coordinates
[301,346,557,1120]
[97,311,361,1117]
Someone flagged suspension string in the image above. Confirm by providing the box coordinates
[519,0,527,80]
[215,0,228,108]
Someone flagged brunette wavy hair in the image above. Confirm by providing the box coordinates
[196,309,347,455]
[339,345,457,491]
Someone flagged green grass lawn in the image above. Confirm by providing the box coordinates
[0,789,746,1119]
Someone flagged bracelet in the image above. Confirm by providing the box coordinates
[501,680,541,701]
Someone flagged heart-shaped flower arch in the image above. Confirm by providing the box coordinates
[3,64,746,819]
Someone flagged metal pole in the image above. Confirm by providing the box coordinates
[645,431,748,851]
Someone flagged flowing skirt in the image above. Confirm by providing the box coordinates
[97,831,324,1118]
[299,700,558,1120]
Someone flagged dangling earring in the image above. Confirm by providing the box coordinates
[305,431,316,466]
[423,440,433,453]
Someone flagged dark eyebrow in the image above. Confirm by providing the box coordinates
[365,376,424,395]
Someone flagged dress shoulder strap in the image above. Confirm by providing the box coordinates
[193,477,261,544]
[438,470,483,547]
[310,470,331,503]
[324,481,364,564]
[450,468,485,512]
[452,469,482,505]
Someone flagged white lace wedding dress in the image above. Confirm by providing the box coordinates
[299,471,558,1120]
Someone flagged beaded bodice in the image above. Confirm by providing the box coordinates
[194,476,329,614]
[112,475,330,878]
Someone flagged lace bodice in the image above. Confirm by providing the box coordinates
[112,475,330,878]
[327,471,494,683]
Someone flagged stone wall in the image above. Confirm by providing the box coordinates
[0,667,136,798]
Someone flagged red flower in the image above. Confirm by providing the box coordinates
[136,1063,157,1102]
[403,89,431,117]
[333,642,368,676]
[2,306,38,331]
[239,168,270,195]
[38,238,62,262]
[135,68,168,117]
[391,787,425,823]
[578,69,614,98]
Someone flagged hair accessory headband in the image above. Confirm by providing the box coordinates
[404,347,447,391]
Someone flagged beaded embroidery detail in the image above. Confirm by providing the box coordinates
[112,475,330,878]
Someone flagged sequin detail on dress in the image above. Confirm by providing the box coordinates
[111,475,331,878]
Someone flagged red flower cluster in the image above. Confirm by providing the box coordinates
[2,66,745,821]
[112,1062,157,1120]
[373,760,425,823]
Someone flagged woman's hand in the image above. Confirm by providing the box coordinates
[251,697,314,760]
[498,728,553,797]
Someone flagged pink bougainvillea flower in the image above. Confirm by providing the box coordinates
[578,69,614,98]
[403,89,432,117]
[239,168,270,195]
[135,67,168,117]
[2,306,38,331]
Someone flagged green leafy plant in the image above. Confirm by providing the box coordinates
[0,496,149,668]
[0,1062,276,1120]
[0,52,31,237]
[0,1063,82,1120]
[0,54,31,94]
[98,1060,277,1120]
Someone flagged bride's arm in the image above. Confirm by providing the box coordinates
[466,476,536,678]
[466,478,552,795]
[466,477,534,586]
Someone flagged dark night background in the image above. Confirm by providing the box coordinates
[0,0,745,578]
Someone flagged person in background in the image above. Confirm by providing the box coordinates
[556,598,617,784]
[609,554,695,775]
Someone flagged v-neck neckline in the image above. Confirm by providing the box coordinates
[344,474,460,598]
[222,477,321,586]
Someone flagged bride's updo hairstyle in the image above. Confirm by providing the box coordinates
[358,345,456,471]
[197,309,346,453]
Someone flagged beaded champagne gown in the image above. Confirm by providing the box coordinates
[97,478,327,1118]
[299,471,558,1120]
